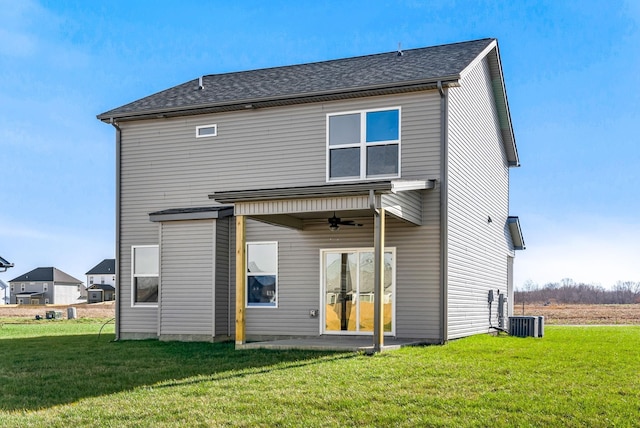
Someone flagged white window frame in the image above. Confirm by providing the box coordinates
[131,245,159,308]
[45,298,50,304]
[21,284,25,292]
[320,247,396,336]
[43,283,48,292]
[196,124,217,138]
[246,241,278,309]
[326,107,401,182]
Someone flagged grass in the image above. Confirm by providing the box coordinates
[0,322,638,427]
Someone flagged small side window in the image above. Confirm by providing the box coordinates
[196,124,217,138]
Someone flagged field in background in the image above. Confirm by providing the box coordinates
[2,302,639,325]
[0,302,115,321]
[513,303,640,325]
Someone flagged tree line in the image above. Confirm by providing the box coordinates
[515,279,640,305]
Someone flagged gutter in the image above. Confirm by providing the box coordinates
[438,81,449,344]
[98,78,460,123]
[110,118,122,341]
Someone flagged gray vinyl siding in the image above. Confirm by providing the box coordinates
[158,220,215,340]
[118,90,442,337]
[446,56,511,339]
[215,218,233,338]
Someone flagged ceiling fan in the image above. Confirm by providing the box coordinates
[328,212,363,231]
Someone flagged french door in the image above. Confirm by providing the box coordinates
[322,248,395,335]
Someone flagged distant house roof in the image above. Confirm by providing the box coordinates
[88,284,116,291]
[98,38,495,121]
[9,267,83,284]
[85,259,116,276]
[0,256,14,272]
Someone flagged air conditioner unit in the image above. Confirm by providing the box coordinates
[508,316,544,337]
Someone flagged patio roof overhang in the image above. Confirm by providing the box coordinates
[209,180,436,229]
[15,292,44,297]
[507,216,526,250]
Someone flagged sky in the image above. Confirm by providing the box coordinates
[1,0,639,296]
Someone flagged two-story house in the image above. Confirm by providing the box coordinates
[9,267,84,305]
[98,38,524,350]
[86,259,116,303]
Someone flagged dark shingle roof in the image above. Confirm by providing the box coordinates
[98,38,495,121]
[9,267,83,284]
[85,259,116,276]
[88,284,115,291]
[0,256,13,269]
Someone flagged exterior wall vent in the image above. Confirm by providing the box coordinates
[508,316,544,337]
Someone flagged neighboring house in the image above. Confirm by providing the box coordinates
[0,256,14,305]
[98,38,525,348]
[9,267,84,305]
[0,279,9,305]
[85,259,116,303]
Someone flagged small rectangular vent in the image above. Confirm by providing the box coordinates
[509,316,544,337]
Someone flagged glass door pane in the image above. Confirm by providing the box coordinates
[358,252,374,332]
[325,252,356,332]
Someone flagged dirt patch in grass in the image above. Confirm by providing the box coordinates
[0,302,115,320]
[513,303,640,325]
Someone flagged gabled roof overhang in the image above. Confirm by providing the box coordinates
[507,216,526,250]
[459,40,519,167]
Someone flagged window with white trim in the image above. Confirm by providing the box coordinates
[246,242,277,308]
[43,283,48,292]
[132,245,159,306]
[196,124,217,138]
[327,107,400,181]
[21,284,25,292]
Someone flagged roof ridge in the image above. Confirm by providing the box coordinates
[200,37,496,78]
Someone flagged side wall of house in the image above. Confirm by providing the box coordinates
[53,284,81,304]
[446,55,512,339]
[118,91,442,339]
[158,219,216,341]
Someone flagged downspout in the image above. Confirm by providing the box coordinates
[110,118,122,341]
[438,81,449,344]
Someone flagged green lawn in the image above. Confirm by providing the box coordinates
[0,321,638,427]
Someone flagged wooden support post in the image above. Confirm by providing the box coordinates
[235,215,246,346]
[373,208,385,353]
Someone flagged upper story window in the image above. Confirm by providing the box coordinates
[327,107,401,181]
[89,276,94,285]
[43,283,48,292]
[196,124,217,138]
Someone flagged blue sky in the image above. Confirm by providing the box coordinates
[1,0,639,292]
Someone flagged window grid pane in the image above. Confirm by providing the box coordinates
[366,110,399,143]
[366,144,399,176]
[329,114,360,145]
[330,147,360,178]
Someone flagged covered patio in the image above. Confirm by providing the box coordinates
[237,336,433,353]
[210,180,436,353]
